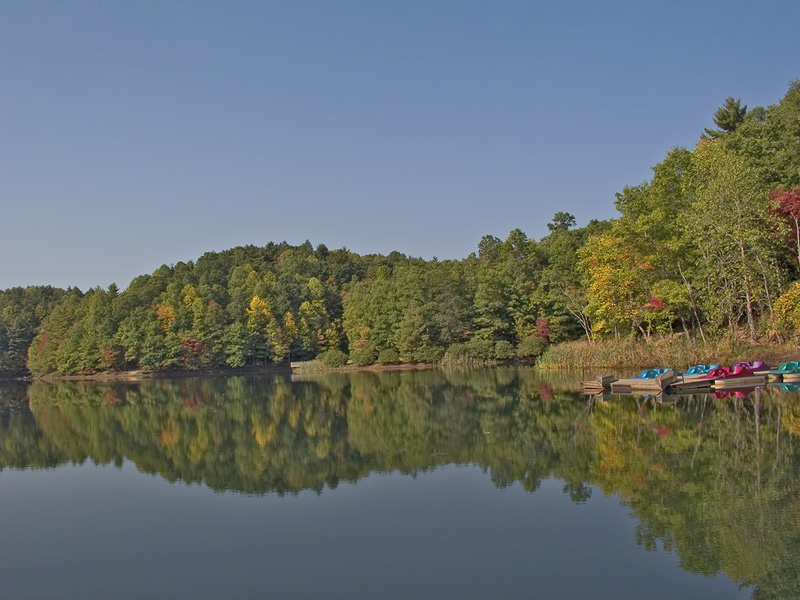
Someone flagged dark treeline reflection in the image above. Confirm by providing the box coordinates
[2,369,800,598]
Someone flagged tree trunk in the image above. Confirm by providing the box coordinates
[720,272,735,338]
[677,262,706,345]
[739,240,758,342]
[680,316,691,339]
[754,252,774,322]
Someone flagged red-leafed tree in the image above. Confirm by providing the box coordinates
[536,318,551,343]
[770,186,800,267]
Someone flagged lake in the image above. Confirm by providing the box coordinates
[1,368,798,599]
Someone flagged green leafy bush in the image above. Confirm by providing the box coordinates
[516,335,548,358]
[444,338,503,364]
[377,348,400,365]
[494,340,514,360]
[350,341,378,366]
[444,343,469,360]
[319,349,349,368]
[419,345,445,362]
[775,281,800,338]
[466,338,496,360]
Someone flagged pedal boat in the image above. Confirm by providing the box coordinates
[731,361,771,374]
[768,361,800,382]
[703,365,767,388]
[676,364,720,387]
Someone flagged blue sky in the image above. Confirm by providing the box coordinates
[1,0,798,291]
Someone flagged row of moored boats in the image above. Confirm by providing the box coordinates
[583,361,800,395]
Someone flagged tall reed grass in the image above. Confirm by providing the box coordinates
[535,336,798,371]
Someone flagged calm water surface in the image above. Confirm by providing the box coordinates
[1,368,798,599]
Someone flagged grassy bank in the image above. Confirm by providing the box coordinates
[291,360,436,374]
[32,363,291,382]
[536,337,799,371]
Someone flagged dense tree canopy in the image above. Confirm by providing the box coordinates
[3,79,800,376]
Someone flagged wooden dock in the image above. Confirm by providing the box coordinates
[669,373,714,392]
[712,374,767,388]
[610,370,676,393]
[581,373,616,394]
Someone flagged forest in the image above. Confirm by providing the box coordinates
[1,80,799,378]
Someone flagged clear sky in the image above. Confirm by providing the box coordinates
[1,0,798,291]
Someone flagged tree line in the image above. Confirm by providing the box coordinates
[1,79,799,377]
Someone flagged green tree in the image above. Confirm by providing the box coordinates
[200,300,227,366]
[246,296,275,363]
[538,214,607,341]
[273,312,298,362]
[223,321,247,367]
[683,139,784,339]
[27,291,84,376]
[0,286,65,375]
[349,325,378,366]
[140,317,169,370]
[724,80,800,189]
[115,307,151,367]
[397,308,432,363]
[579,233,650,337]
[704,96,747,138]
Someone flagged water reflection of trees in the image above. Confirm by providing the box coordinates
[588,392,800,600]
[2,369,800,598]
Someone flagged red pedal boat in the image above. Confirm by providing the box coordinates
[703,365,767,388]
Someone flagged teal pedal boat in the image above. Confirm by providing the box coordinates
[768,361,800,382]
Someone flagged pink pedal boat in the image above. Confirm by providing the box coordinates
[731,361,771,374]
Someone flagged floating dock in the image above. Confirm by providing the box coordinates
[669,373,714,392]
[610,370,676,393]
[712,374,767,388]
[581,363,799,399]
[581,373,616,394]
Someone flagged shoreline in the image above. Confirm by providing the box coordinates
[5,338,798,382]
[26,363,292,383]
[290,361,437,375]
